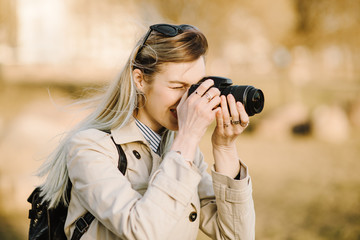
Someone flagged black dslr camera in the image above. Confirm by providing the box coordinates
[188,76,264,116]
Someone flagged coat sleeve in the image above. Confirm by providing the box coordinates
[195,151,256,240]
[66,129,202,239]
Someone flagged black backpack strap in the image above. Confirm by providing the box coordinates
[71,132,127,240]
[70,212,95,240]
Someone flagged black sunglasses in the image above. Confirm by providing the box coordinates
[136,24,194,57]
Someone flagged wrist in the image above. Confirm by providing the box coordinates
[213,144,240,177]
[215,160,241,178]
[212,141,237,153]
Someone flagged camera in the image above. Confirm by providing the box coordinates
[188,76,264,116]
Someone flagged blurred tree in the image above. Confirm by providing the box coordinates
[0,0,17,47]
[293,0,360,46]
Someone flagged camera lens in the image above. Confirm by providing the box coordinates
[227,85,264,116]
[247,88,264,116]
[253,92,262,110]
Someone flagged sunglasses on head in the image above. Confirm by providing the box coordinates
[136,24,195,57]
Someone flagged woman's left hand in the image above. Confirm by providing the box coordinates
[212,94,249,147]
[211,94,250,177]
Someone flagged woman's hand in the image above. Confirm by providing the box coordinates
[177,79,221,141]
[171,79,221,162]
[212,94,250,147]
[211,94,250,177]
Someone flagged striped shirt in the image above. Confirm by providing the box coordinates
[135,119,161,155]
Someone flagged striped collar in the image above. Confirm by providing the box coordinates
[134,119,161,154]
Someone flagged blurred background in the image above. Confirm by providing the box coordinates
[0,0,359,239]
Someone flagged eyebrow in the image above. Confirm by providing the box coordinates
[168,80,190,86]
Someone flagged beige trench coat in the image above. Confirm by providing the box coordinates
[65,120,255,240]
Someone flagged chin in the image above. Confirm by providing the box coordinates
[164,121,179,131]
[170,126,179,131]
[165,125,178,131]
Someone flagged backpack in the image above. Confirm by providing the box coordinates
[27,135,127,240]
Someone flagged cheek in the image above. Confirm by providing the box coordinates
[152,89,182,107]
[167,92,184,106]
[146,90,170,111]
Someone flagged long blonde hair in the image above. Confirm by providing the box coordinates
[38,24,208,208]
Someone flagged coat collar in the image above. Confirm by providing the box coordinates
[111,118,148,145]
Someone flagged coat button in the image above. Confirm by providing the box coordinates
[189,211,197,222]
[132,150,141,159]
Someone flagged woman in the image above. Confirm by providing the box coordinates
[38,23,255,239]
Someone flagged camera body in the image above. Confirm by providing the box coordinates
[188,76,264,116]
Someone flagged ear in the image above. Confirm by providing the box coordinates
[133,69,146,92]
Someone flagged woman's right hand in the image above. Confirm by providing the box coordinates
[170,79,221,162]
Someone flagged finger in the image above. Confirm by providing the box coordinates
[237,102,250,127]
[214,108,224,132]
[201,87,221,107]
[206,87,221,97]
[214,107,225,132]
[208,96,221,110]
[227,94,239,121]
[194,79,214,97]
[220,95,231,128]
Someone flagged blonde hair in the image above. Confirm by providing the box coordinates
[38,24,208,208]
